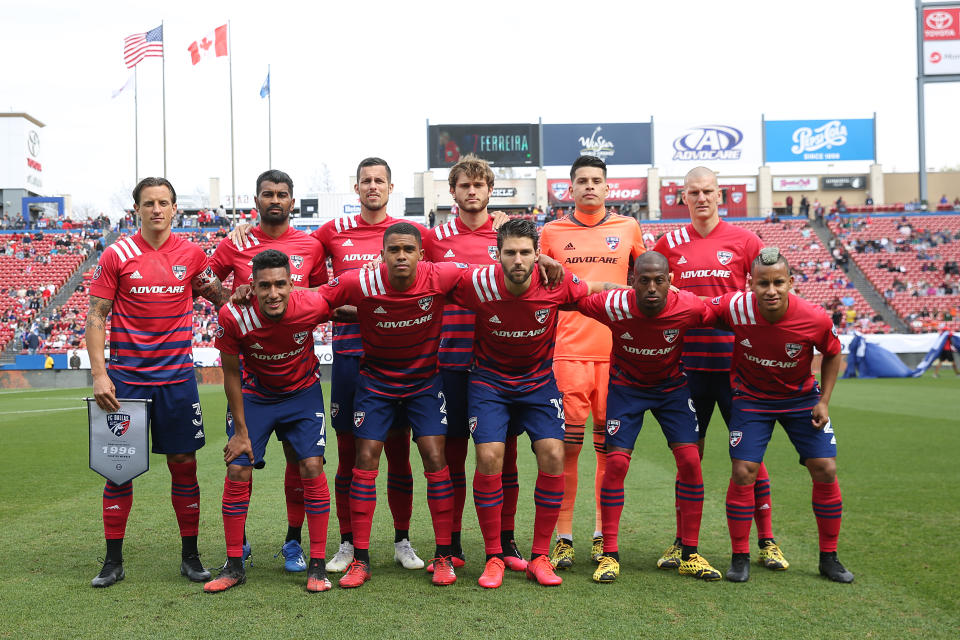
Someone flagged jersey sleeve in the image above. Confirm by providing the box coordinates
[574,291,609,324]
[449,268,481,311]
[682,290,716,327]
[88,248,120,301]
[317,271,358,308]
[436,261,472,293]
[300,290,333,323]
[652,233,669,257]
[307,242,329,287]
[209,237,236,281]
[816,314,842,356]
[214,306,241,355]
[561,271,590,304]
[706,292,733,326]
[629,219,646,259]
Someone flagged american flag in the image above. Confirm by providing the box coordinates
[123,25,163,69]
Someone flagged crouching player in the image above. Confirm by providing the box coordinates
[575,251,722,583]
[709,247,853,583]
[205,249,334,593]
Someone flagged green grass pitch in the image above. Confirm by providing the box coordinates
[0,374,958,639]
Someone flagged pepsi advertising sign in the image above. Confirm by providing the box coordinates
[764,119,875,162]
[542,123,652,166]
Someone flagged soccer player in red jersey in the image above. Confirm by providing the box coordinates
[575,252,722,583]
[426,154,525,572]
[318,222,468,588]
[450,219,615,588]
[86,177,229,588]
[708,247,852,583]
[540,156,646,568]
[653,166,787,573]
[204,249,334,593]
[210,170,328,573]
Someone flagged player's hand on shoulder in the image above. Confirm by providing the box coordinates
[361,257,383,271]
[230,285,254,306]
[92,374,121,412]
[228,224,253,247]
[538,254,564,288]
[490,210,510,231]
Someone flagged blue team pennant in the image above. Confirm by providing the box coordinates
[260,70,270,98]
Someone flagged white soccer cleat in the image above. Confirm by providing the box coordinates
[394,538,425,570]
[326,541,355,573]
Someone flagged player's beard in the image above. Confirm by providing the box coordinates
[456,194,490,214]
[506,263,534,285]
[260,207,289,225]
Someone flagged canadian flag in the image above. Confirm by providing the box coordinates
[188,24,228,65]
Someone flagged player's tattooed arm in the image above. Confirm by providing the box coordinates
[85,295,120,412]
[193,276,230,309]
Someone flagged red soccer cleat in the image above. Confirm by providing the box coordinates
[478,557,505,589]
[426,554,465,573]
[306,559,332,593]
[338,559,371,589]
[203,563,245,594]
[431,556,457,586]
[526,555,563,586]
[502,539,528,571]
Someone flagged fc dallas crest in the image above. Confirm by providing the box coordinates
[290,255,304,269]
[663,329,679,343]
[487,246,498,261]
[716,251,733,265]
[353,411,365,429]
[172,265,187,280]
[418,296,434,311]
[606,419,621,435]
[785,342,802,358]
[535,308,550,324]
[606,236,620,251]
[293,331,310,344]
[107,413,131,437]
[468,416,478,433]
[731,191,744,204]
[664,194,676,206]
[730,430,743,447]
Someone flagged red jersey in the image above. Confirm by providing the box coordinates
[89,231,213,385]
[311,214,431,356]
[209,225,328,291]
[426,216,499,370]
[576,288,713,391]
[654,220,763,372]
[451,265,588,392]
[707,291,841,402]
[317,261,465,395]
[215,290,332,398]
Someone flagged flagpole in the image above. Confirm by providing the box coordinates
[134,66,139,186]
[228,20,236,221]
[161,20,167,177]
[267,64,272,169]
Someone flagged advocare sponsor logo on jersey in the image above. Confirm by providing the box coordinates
[790,120,848,155]
[565,255,620,265]
[672,125,744,161]
[785,342,802,358]
[107,413,131,437]
[744,352,798,368]
[663,329,679,344]
[129,285,187,294]
[249,345,307,361]
[717,250,733,265]
[491,327,548,339]
[290,255,304,269]
[680,269,732,279]
[623,344,675,356]
[172,265,187,280]
[418,296,434,311]
[343,253,379,262]
[376,313,433,329]
[293,331,310,344]
[606,418,621,435]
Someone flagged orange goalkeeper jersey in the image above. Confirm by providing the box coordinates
[540,209,645,361]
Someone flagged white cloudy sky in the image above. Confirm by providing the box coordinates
[3,0,959,214]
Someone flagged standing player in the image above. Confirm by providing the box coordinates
[426,154,525,572]
[539,155,646,568]
[653,166,786,573]
[450,219,613,588]
[86,177,229,587]
[210,170,328,573]
[575,252,722,583]
[204,250,334,593]
[318,222,468,588]
[709,247,852,583]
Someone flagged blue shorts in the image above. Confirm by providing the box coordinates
[331,354,406,434]
[111,373,204,455]
[441,368,470,439]
[685,370,733,435]
[604,382,699,450]
[467,375,564,445]
[231,382,327,467]
[728,394,837,464]
[353,375,446,442]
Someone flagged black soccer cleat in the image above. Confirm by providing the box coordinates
[726,553,751,583]
[91,559,125,588]
[819,552,854,583]
[180,553,212,582]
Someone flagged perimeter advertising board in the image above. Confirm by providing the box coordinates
[0,116,43,194]
[923,6,960,75]
[542,123,652,166]
[547,178,647,204]
[655,120,761,174]
[764,119,874,162]
[428,124,539,168]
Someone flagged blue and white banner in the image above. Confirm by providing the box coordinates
[542,123,652,166]
[764,118,874,163]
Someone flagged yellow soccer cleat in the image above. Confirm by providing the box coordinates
[550,538,575,570]
[592,556,620,583]
[678,553,722,581]
[656,541,682,569]
[758,541,790,571]
[590,536,604,563]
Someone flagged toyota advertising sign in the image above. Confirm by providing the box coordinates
[655,120,761,173]
[428,124,539,168]
[542,123,652,166]
[764,119,875,162]
[923,6,960,75]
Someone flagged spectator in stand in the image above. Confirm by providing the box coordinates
[845,308,857,327]
[865,194,874,206]
[785,195,793,215]
[26,330,39,355]
[835,197,847,214]
[44,353,54,369]
[800,195,810,217]
[940,194,949,206]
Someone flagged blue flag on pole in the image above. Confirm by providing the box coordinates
[260,70,270,98]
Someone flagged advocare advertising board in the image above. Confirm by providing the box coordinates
[428,124,539,168]
[923,6,960,75]
[655,120,761,174]
[541,123,652,166]
[764,119,874,162]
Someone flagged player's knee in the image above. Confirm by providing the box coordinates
[731,460,759,485]
[227,464,251,482]
[166,452,194,464]
[281,441,298,463]
[475,446,502,475]
[605,450,631,482]
[300,456,323,478]
[806,457,836,483]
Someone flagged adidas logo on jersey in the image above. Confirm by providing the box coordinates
[564,242,576,250]
[740,338,753,348]
[130,270,143,279]
[444,249,456,258]
[620,332,634,340]
[194,430,204,439]
[374,306,387,314]
[489,315,502,324]
[342,239,354,246]
[677,256,687,264]
[250,342,263,349]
